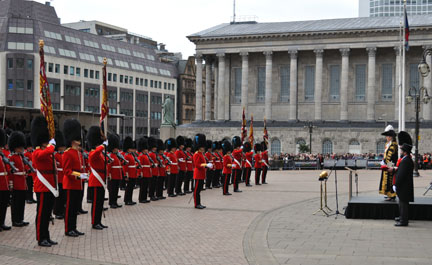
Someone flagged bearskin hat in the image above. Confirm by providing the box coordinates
[123,136,134,152]
[55,130,66,150]
[166,138,177,150]
[0,128,6,148]
[148,137,157,149]
[243,142,252,152]
[31,116,50,148]
[107,133,120,152]
[212,141,219,151]
[8,131,26,151]
[254,143,262,152]
[232,136,242,148]
[86,126,103,150]
[25,134,32,149]
[206,140,212,151]
[398,131,412,147]
[63,119,82,147]
[194,134,206,150]
[157,139,165,151]
[221,140,233,155]
[137,137,148,152]
[176,136,185,147]
[261,141,267,151]
[185,138,193,149]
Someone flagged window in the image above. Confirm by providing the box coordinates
[381,64,393,101]
[409,63,420,89]
[48,63,53,72]
[65,35,81,45]
[55,64,60,73]
[377,140,386,154]
[280,66,290,102]
[16,79,24,90]
[83,39,99,48]
[84,69,89,78]
[101,44,115,52]
[322,139,333,154]
[65,85,81,96]
[136,78,139,86]
[115,60,129,68]
[70,66,75,76]
[108,91,117,100]
[16,58,24,68]
[348,140,361,154]
[257,67,265,102]
[85,87,99,97]
[58,48,76,58]
[7,79,13,90]
[305,66,315,101]
[120,75,124,83]
[64,65,68,75]
[140,79,144,86]
[145,79,148,87]
[329,65,340,101]
[355,64,366,101]
[158,81,161,88]
[27,59,33,69]
[27,80,33,91]
[7,42,33,50]
[108,73,112,82]
[9,26,33,34]
[44,45,56,54]
[150,80,154,88]
[234,68,242,103]
[76,68,81,77]
[26,101,33,108]
[44,30,62,40]
[109,108,117,114]
[113,74,117,82]
[271,138,281,155]
[15,100,24,107]
[96,71,100,80]
[98,57,113,65]
[7,58,13,69]
[90,70,94,79]
[79,53,95,62]
[146,66,158,74]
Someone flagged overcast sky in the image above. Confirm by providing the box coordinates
[34,0,359,58]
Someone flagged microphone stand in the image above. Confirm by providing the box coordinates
[328,159,344,218]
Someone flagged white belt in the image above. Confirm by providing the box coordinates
[14,172,26,175]
[57,168,63,171]
[143,165,151,168]
[0,172,6,176]
[187,161,192,163]
[215,160,220,163]
[128,166,136,168]
[171,163,178,165]
[112,166,122,169]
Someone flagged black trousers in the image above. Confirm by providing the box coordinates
[176,171,185,194]
[91,187,105,225]
[205,170,213,188]
[65,189,81,233]
[139,178,150,202]
[241,167,246,182]
[108,179,120,206]
[398,200,410,225]
[149,175,157,198]
[86,184,93,202]
[26,175,34,201]
[35,192,54,242]
[120,178,126,190]
[184,171,193,193]
[223,174,230,194]
[53,183,66,216]
[243,167,252,185]
[124,178,136,203]
[11,189,26,223]
[167,173,176,195]
[262,166,268,183]
[213,170,221,187]
[0,190,9,226]
[255,168,262,184]
[193,179,204,207]
[233,169,242,191]
[79,182,85,210]
[156,176,165,198]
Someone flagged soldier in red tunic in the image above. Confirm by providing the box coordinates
[165,138,178,197]
[254,144,263,185]
[261,142,269,184]
[231,136,243,193]
[243,142,253,187]
[53,131,66,219]
[138,137,152,203]
[122,137,137,206]
[24,134,36,204]
[204,140,215,190]
[184,138,194,194]
[107,133,124,208]
[175,136,186,196]
[193,134,212,209]
[213,141,223,188]
[156,139,167,200]
[62,119,86,237]
[221,140,233,195]
[31,116,58,247]
[0,129,11,232]
[8,131,29,227]
[148,137,159,201]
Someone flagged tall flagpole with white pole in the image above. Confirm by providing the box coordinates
[399,20,403,132]
[401,0,407,131]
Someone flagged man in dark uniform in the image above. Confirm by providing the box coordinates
[0,128,11,232]
[175,136,186,196]
[231,136,243,192]
[122,137,137,206]
[24,134,36,204]
[184,138,194,194]
[107,134,124,208]
[53,130,66,220]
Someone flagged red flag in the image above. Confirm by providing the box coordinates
[248,115,254,144]
[39,40,55,139]
[241,107,247,142]
[100,58,108,135]
[263,118,269,148]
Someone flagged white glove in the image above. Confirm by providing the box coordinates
[393,185,397,192]
[103,140,109,146]
[380,160,385,166]
[80,173,89,180]
[206,163,213,169]
[49,138,56,146]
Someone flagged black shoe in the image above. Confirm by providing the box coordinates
[168,194,177,197]
[224,192,232,196]
[55,215,64,220]
[115,204,123,208]
[262,182,268,184]
[125,201,136,205]
[38,239,51,247]
[117,195,121,198]
[87,200,93,203]
[185,191,192,194]
[256,183,261,185]
[103,207,108,211]
[195,205,205,209]
[158,196,166,200]
[395,217,400,222]
[104,198,108,201]
[65,230,79,237]
[150,197,158,201]
[208,187,212,189]
[26,200,34,204]
[100,223,108,229]
[179,193,186,196]
[246,184,252,187]
[234,190,242,193]
[73,230,85,236]
[78,209,88,214]
[12,222,24,227]
[394,222,408,227]
[22,221,29,226]
[110,204,118,209]
[139,200,150,203]
[92,224,104,230]
[1,225,11,230]
[48,239,58,245]
[201,205,206,208]
[31,199,37,203]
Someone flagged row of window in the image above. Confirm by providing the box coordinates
[233,63,420,103]
[7,79,33,90]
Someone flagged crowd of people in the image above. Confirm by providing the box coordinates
[0,117,271,247]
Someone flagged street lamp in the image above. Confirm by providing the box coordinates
[406,86,430,177]
[304,122,315,154]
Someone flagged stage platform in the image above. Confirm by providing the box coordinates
[345,196,432,220]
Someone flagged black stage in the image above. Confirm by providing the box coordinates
[345,196,432,220]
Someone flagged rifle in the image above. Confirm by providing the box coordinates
[102,150,113,164]
[161,153,173,165]
[0,152,18,173]
[153,152,164,168]
[20,153,35,173]
[131,152,143,169]
[115,151,129,165]
[145,153,156,168]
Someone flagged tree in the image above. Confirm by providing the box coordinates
[299,143,310,153]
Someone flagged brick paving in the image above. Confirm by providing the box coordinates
[0,169,431,264]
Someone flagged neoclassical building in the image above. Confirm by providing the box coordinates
[179,15,432,155]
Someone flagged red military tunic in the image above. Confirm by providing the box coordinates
[24,150,36,181]
[107,153,123,180]
[245,152,253,168]
[139,153,152,178]
[261,150,269,167]
[149,152,159,176]
[223,155,232,175]
[231,149,242,171]
[0,154,9,191]
[175,150,187,172]
[215,151,223,170]
[88,145,107,187]
[62,148,83,190]
[254,153,262,169]
[167,152,179,174]
[158,154,167,177]
[9,153,26,190]
[186,151,194,172]
[55,152,64,184]
[123,153,137,179]
[193,152,206,180]
[32,145,56,193]
[205,152,214,165]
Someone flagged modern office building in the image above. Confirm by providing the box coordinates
[0,0,178,140]
[180,15,432,155]
[359,0,432,17]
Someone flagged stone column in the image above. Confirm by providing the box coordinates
[0,53,6,106]
[217,53,225,121]
[60,79,64,110]
[423,46,432,121]
[394,47,401,121]
[205,57,212,121]
[195,54,203,121]
[213,62,218,120]
[340,48,350,121]
[240,52,249,116]
[314,49,323,121]
[366,47,377,121]
[264,51,273,119]
[224,56,230,121]
[132,89,136,140]
[289,50,298,121]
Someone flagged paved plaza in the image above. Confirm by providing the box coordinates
[0,169,431,265]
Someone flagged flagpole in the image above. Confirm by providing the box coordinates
[399,20,403,132]
[402,0,407,131]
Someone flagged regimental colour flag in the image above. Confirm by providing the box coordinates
[248,115,254,144]
[263,118,269,148]
[100,58,108,135]
[39,40,55,139]
[241,107,247,142]
[404,2,410,51]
